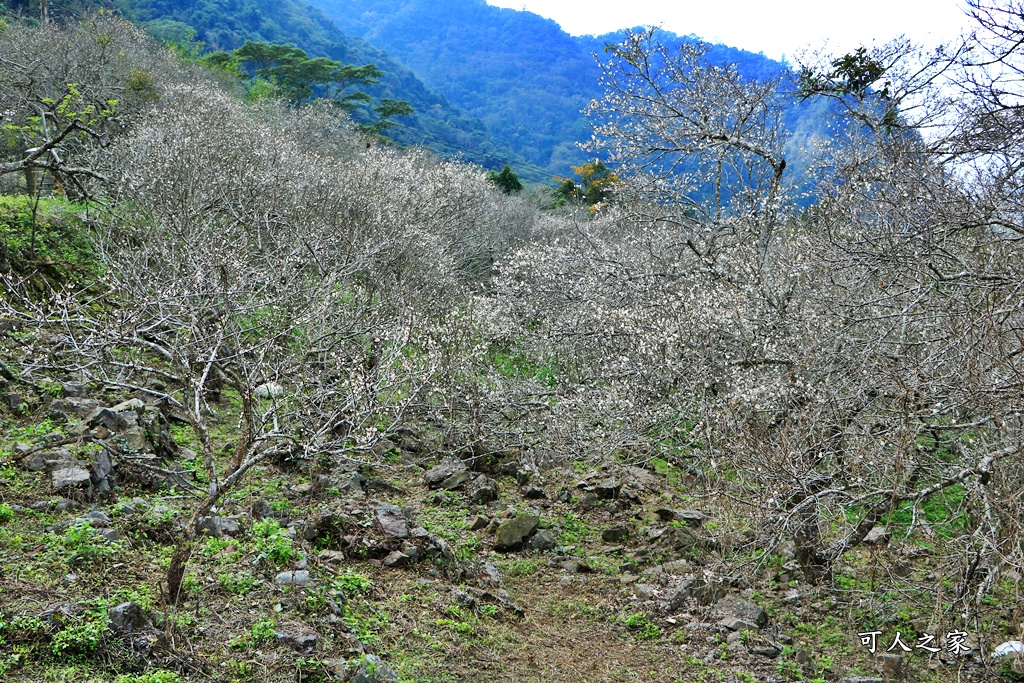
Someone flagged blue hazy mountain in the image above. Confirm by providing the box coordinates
[304,0,829,185]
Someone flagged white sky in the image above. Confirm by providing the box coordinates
[485,0,973,62]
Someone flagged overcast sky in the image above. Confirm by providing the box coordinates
[485,1,972,62]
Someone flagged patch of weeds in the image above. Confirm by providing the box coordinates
[50,612,106,659]
[331,570,371,597]
[498,557,540,578]
[219,571,258,596]
[0,503,13,524]
[434,617,475,635]
[114,671,182,683]
[479,604,499,618]
[250,518,297,565]
[616,612,660,640]
[7,418,61,441]
[43,520,120,566]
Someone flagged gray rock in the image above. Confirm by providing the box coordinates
[432,491,452,505]
[668,576,726,608]
[2,391,25,412]
[111,398,146,414]
[255,382,285,398]
[51,467,92,492]
[714,596,768,628]
[480,561,502,585]
[591,476,622,499]
[423,457,468,489]
[876,654,902,680]
[375,504,409,539]
[108,602,148,635]
[750,645,780,658]
[274,621,317,653]
[466,475,499,504]
[97,528,123,543]
[383,551,411,568]
[439,470,472,490]
[720,617,760,631]
[198,516,240,538]
[494,513,539,551]
[400,541,421,562]
[65,398,102,417]
[77,510,112,527]
[863,527,891,545]
[350,654,399,683]
[602,525,629,543]
[90,448,114,493]
[336,472,365,493]
[119,426,149,452]
[86,407,128,433]
[840,678,884,683]
[469,515,490,531]
[275,570,311,586]
[527,529,557,551]
[558,559,592,573]
[523,485,547,499]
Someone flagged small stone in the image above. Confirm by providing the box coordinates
[383,551,411,568]
[432,491,452,505]
[494,513,539,551]
[275,570,311,586]
[120,426,149,452]
[274,621,317,653]
[469,515,490,531]
[350,654,399,682]
[439,470,472,490]
[527,529,557,551]
[558,559,591,573]
[751,646,780,658]
[108,602,148,635]
[633,584,656,600]
[592,476,622,499]
[97,528,123,543]
[86,407,128,433]
[863,527,891,545]
[375,504,409,539]
[720,617,760,631]
[602,525,629,543]
[255,382,285,398]
[840,677,884,683]
[523,485,547,499]
[198,516,240,538]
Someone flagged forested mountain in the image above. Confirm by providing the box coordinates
[0,0,522,169]
[306,0,830,183]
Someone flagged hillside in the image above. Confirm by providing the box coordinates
[124,0,529,167]
[306,0,829,184]
[2,11,1024,683]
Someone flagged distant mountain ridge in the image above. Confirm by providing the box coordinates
[304,0,826,184]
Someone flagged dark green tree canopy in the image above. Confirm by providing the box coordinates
[487,164,523,194]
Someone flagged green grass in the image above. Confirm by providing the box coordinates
[0,195,101,281]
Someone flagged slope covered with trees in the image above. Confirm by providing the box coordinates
[2,5,1024,683]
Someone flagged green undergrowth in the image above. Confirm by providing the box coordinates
[0,195,102,282]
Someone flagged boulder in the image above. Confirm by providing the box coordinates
[602,525,629,543]
[423,457,468,489]
[527,529,557,551]
[714,596,768,628]
[494,513,539,551]
[375,504,409,539]
[466,475,499,504]
[108,602,149,635]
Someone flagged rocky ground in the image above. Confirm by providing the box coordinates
[2,366,1024,683]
